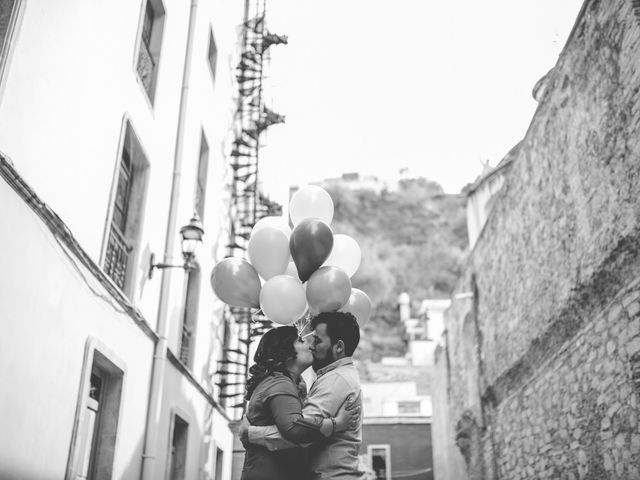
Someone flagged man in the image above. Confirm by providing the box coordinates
[241,311,365,479]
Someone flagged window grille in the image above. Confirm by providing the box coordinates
[179,322,192,366]
[104,153,133,289]
[104,226,130,289]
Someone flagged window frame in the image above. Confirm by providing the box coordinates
[207,28,218,84]
[179,262,201,369]
[0,0,25,101]
[166,408,191,480]
[194,129,210,220]
[367,444,392,480]
[65,337,127,480]
[100,115,150,297]
[133,0,166,107]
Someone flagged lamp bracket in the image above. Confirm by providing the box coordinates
[148,253,195,279]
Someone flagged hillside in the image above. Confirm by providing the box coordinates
[324,178,468,362]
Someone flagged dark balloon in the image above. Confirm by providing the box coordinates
[289,219,334,282]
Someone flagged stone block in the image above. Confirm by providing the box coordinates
[627,337,640,357]
[622,290,640,308]
[609,303,624,323]
[627,301,640,318]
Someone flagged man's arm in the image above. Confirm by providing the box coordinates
[245,374,355,451]
[247,424,301,451]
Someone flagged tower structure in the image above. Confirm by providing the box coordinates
[216,0,287,418]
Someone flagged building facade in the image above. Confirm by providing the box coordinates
[0,0,246,478]
[359,293,435,480]
[433,1,640,478]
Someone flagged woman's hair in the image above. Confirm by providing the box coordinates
[244,326,299,400]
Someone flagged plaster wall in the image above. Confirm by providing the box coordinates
[0,179,153,479]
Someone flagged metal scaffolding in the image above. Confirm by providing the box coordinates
[216,0,287,418]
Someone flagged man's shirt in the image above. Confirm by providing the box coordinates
[248,357,365,479]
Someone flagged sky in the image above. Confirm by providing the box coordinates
[255,0,584,203]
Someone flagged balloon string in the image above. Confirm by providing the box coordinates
[296,313,313,338]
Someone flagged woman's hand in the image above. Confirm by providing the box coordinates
[334,393,361,433]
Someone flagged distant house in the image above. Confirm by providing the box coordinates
[358,293,444,480]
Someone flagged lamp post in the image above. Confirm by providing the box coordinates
[149,213,204,279]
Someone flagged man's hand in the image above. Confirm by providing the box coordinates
[334,392,362,433]
[238,415,250,445]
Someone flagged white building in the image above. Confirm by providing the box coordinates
[0,1,245,478]
[465,144,518,249]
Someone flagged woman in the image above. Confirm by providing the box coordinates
[240,326,358,480]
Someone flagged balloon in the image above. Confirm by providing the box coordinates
[340,288,373,326]
[251,216,292,239]
[323,234,361,277]
[285,261,301,282]
[260,275,307,325]
[289,185,334,226]
[306,266,352,313]
[211,258,261,308]
[289,219,334,282]
[248,227,289,280]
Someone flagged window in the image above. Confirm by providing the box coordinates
[67,344,125,480]
[103,120,149,293]
[0,0,20,84]
[168,414,189,480]
[195,131,209,220]
[207,29,217,83]
[368,445,391,480]
[180,264,201,368]
[397,400,421,415]
[136,0,165,104]
[214,446,223,479]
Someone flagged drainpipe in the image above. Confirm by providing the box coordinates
[140,1,198,479]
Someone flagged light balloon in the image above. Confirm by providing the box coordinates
[306,266,352,313]
[340,288,372,326]
[323,234,361,277]
[260,275,307,325]
[251,216,292,239]
[248,227,289,280]
[289,185,334,226]
[211,258,261,308]
[285,261,301,282]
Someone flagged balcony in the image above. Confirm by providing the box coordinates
[136,40,156,97]
[103,226,131,290]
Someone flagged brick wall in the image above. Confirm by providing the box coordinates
[433,0,640,478]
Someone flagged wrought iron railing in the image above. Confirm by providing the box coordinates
[179,322,192,366]
[136,40,156,95]
[103,226,131,290]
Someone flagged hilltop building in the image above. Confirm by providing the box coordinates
[0,1,247,478]
[432,1,640,478]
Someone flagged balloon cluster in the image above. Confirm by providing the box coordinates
[211,185,373,327]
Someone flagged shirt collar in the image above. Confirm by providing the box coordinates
[315,357,354,378]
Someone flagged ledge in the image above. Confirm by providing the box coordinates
[166,348,231,422]
[0,154,158,343]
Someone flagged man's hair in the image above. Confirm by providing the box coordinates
[310,311,360,356]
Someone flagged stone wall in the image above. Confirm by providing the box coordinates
[493,279,640,479]
[433,0,640,478]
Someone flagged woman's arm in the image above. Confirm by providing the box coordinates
[269,393,330,443]
[270,392,360,443]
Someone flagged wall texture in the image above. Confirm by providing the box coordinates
[433,0,640,478]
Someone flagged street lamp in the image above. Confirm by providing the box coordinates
[149,213,205,279]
